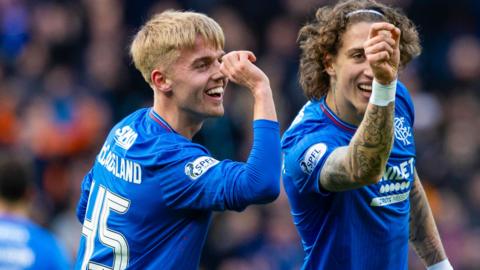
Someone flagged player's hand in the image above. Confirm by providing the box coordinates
[220,51,270,96]
[364,23,400,85]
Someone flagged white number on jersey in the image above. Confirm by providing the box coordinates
[80,181,131,270]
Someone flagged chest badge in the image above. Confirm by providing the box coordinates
[394,117,412,146]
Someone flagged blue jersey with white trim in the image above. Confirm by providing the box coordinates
[282,82,415,270]
[0,215,71,270]
[75,108,280,270]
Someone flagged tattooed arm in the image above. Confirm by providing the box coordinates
[409,169,448,266]
[319,103,394,191]
[319,23,400,192]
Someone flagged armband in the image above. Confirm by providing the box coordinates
[427,259,453,270]
[369,79,397,106]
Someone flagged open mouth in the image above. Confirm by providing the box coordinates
[205,87,224,99]
[358,83,372,99]
[358,83,372,93]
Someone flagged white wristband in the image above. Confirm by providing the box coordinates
[427,259,453,270]
[369,79,397,106]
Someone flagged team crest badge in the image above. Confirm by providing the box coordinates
[394,117,412,146]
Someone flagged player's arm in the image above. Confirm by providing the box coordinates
[232,119,281,206]
[220,50,277,122]
[409,169,452,269]
[163,121,280,211]
[219,50,280,206]
[320,102,394,191]
[162,51,280,211]
[76,169,93,222]
[320,23,400,192]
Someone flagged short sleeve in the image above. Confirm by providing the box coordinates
[283,133,341,194]
[396,81,415,126]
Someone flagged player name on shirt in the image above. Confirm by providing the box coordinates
[97,143,142,184]
[0,224,35,267]
[0,246,34,267]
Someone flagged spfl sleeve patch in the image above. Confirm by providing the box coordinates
[300,143,327,175]
[184,156,220,180]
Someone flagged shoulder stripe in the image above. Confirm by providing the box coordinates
[149,109,174,133]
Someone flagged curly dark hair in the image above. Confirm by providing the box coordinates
[298,0,421,100]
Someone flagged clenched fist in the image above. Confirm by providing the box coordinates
[220,51,270,96]
[363,22,401,85]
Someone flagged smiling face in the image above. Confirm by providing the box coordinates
[326,22,375,123]
[166,36,227,120]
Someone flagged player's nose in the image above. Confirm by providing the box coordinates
[363,64,374,79]
[212,63,226,82]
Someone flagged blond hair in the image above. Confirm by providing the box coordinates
[130,10,225,84]
[298,0,421,99]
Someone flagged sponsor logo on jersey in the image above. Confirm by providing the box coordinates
[380,158,414,182]
[394,117,412,146]
[372,157,415,206]
[300,143,327,175]
[185,156,219,180]
[114,126,138,150]
[370,190,410,207]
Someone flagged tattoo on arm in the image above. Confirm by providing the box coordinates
[349,103,394,181]
[319,103,394,191]
[409,170,447,266]
[320,147,363,191]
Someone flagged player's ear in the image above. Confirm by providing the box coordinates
[324,54,336,77]
[151,69,172,93]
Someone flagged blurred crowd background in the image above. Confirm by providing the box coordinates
[1,0,479,269]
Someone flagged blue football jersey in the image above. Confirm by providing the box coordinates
[282,82,416,270]
[75,108,280,269]
[0,215,71,270]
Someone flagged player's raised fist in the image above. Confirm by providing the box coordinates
[363,22,401,85]
[220,50,270,94]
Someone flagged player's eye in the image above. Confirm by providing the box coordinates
[196,62,209,70]
[351,52,366,62]
[352,53,364,59]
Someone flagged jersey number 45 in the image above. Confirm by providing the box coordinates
[79,181,131,270]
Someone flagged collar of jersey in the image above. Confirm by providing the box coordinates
[149,108,175,133]
[319,98,357,134]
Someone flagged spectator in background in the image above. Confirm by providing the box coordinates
[0,152,71,270]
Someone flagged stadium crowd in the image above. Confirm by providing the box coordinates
[0,0,479,269]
